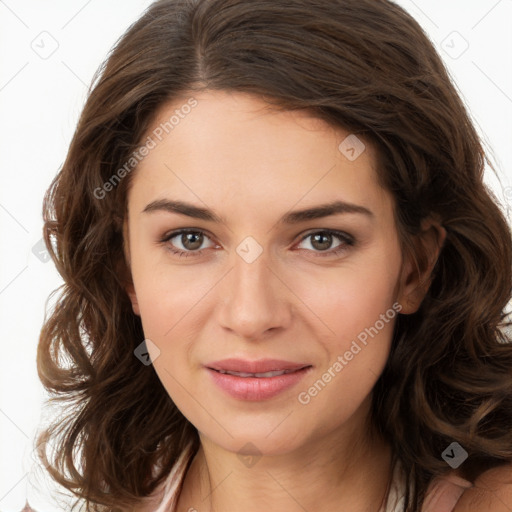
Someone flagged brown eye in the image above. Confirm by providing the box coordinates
[296,230,354,256]
[177,231,204,251]
[310,232,335,251]
[160,229,217,257]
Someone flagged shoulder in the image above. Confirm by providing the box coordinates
[453,463,512,512]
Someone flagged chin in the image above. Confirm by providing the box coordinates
[199,423,308,457]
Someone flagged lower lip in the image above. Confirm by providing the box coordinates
[206,367,312,401]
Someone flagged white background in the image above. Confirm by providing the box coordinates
[0,1,511,510]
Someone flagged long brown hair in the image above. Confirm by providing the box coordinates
[36,0,512,510]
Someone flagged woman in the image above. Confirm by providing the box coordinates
[36,0,512,511]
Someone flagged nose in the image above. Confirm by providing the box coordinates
[216,247,293,341]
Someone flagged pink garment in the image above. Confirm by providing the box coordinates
[148,443,472,512]
[152,442,196,512]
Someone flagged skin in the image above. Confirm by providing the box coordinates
[123,90,446,512]
[454,466,512,512]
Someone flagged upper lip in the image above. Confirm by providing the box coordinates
[206,358,311,373]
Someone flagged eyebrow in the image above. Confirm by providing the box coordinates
[142,199,373,224]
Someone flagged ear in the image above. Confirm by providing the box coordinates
[120,218,141,317]
[397,217,447,315]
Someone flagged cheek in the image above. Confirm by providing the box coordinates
[130,240,210,335]
[131,259,220,384]
[132,269,201,404]
[295,244,401,345]
[293,246,401,411]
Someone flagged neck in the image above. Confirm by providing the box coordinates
[177,405,394,512]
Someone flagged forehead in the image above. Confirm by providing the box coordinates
[127,90,392,220]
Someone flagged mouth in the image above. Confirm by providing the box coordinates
[205,359,313,401]
[206,358,311,374]
[209,367,309,378]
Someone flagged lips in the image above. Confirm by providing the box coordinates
[205,358,313,400]
[214,368,299,378]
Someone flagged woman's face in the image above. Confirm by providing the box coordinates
[123,90,418,456]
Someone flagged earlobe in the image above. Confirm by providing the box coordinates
[117,258,141,317]
[397,218,447,315]
[121,218,141,317]
[126,282,141,316]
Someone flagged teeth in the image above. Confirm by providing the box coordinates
[217,369,297,378]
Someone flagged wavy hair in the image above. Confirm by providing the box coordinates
[36,0,512,510]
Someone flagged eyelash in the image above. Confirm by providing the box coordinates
[159,229,355,258]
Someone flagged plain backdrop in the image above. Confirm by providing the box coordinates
[0,1,511,510]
